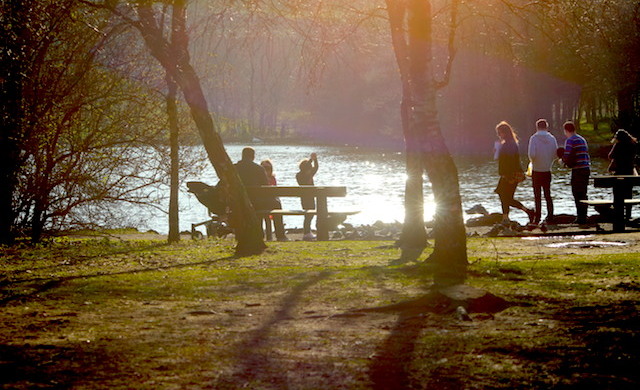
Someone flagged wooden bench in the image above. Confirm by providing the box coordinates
[580,199,640,229]
[590,175,640,231]
[246,186,359,241]
[580,199,640,206]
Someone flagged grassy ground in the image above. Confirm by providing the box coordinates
[0,232,639,389]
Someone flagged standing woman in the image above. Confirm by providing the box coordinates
[495,121,535,224]
[608,129,638,220]
[608,129,637,175]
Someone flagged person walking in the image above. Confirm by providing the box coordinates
[607,129,638,220]
[495,121,535,224]
[234,147,288,241]
[528,119,558,224]
[296,153,319,240]
[561,121,591,225]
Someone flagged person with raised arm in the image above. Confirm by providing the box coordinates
[296,153,319,241]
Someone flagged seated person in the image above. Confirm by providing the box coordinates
[234,147,287,241]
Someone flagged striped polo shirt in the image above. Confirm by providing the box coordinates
[564,134,590,169]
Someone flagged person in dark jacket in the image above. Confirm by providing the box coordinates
[296,153,319,240]
[495,121,535,224]
[234,147,287,241]
[608,129,638,220]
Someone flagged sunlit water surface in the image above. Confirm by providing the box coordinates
[132,144,615,234]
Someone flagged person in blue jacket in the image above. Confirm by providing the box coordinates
[562,121,591,225]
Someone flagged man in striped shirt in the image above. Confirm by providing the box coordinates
[562,121,591,224]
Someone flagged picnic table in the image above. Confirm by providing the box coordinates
[247,185,359,240]
[585,175,640,232]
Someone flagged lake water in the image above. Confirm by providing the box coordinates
[136,144,616,235]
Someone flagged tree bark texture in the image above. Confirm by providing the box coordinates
[386,0,428,260]
[0,0,29,244]
[166,74,180,243]
[136,1,265,255]
[387,0,467,284]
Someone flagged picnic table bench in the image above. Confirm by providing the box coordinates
[582,175,640,232]
[247,185,359,241]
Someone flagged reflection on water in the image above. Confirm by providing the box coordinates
[545,241,627,248]
[144,144,617,234]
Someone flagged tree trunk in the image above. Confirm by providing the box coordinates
[0,0,28,245]
[409,0,467,285]
[136,2,265,255]
[166,73,180,244]
[387,0,467,285]
[386,0,428,261]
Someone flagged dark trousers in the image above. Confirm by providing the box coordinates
[532,171,553,223]
[263,214,286,240]
[496,178,527,216]
[301,196,315,235]
[270,200,286,240]
[624,187,633,220]
[571,167,590,223]
[255,197,286,240]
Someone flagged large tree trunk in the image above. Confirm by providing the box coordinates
[166,73,180,244]
[135,1,265,255]
[0,0,28,245]
[387,0,467,285]
[408,0,467,285]
[386,0,428,261]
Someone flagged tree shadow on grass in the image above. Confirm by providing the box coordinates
[0,253,236,306]
[213,271,333,389]
[366,288,639,389]
[369,309,441,389]
[0,340,125,389]
[360,287,511,390]
[519,299,640,388]
[1,241,170,276]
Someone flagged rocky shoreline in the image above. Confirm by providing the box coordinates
[134,202,639,242]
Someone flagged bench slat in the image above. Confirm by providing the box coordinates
[256,209,315,216]
[247,186,347,198]
[581,199,640,205]
[256,209,360,216]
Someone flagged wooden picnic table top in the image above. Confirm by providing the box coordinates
[592,175,640,187]
[246,185,347,197]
